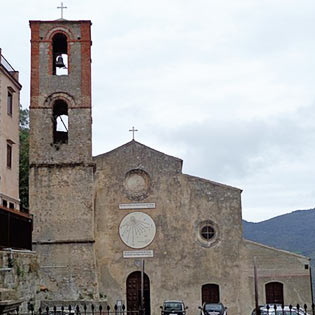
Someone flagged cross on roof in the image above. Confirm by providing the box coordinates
[129,126,138,140]
[57,2,67,19]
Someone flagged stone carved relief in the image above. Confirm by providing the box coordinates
[123,169,151,201]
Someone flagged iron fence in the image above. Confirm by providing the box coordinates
[253,303,315,315]
[16,305,143,315]
[7,303,315,315]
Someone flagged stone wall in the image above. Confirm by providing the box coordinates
[93,141,244,315]
[0,249,39,312]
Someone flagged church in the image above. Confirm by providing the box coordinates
[28,18,312,315]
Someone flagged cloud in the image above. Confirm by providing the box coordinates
[1,0,315,222]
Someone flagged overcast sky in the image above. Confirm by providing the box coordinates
[1,0,315,222]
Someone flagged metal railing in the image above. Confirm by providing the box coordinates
[0,53,16,73]
[17,304,143,315]
[253,303,315,315]
[0,205,33,250]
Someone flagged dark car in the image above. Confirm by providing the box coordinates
[199,303,227,315]
[160,300,188,315]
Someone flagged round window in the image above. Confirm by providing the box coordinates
[196,220,219,248]
[200,225,215,240]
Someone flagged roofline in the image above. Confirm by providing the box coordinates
[29,20,92,25]
[183,173,242,192]
[93,140,183,164]
[244,239,310,260]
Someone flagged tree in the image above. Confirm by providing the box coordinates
[19,105,29,212]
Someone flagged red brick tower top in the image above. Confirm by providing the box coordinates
[29,20,93,165]
[29,20,92,108]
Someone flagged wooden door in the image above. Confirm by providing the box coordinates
[202,283,220,304]
[127,271,150,315]
[265,282,284,305]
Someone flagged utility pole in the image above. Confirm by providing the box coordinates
[254,257,260,315]
[141,259,145,315]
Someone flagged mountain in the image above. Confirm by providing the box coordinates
[243,208,315,294]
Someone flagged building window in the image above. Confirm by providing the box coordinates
[7,143,12,168]
[265,282,284,305]
[9,202,14,209]
[52,33,68,75]
[53,100,68,144]
[196,220,218,248]
[201,225,215,241]
[2,200,8,208]
[7,91,13,116]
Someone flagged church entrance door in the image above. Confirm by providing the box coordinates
[127,271,150,315]
[202,284,220,304]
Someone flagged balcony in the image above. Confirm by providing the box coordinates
[0,205,32,250]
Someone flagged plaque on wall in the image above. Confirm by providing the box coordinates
[123,250,154,258]
[119,203,156,210]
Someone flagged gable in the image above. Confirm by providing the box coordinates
[93,140,183,176]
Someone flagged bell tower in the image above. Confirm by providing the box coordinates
[29,19,98,301]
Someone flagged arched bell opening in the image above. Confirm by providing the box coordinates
[53,100,68,144]
[52,33,68,75]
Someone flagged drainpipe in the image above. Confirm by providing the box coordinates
[310,266,314,303]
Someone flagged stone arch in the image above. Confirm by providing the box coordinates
[44,92,76,108]
[45,27,74,41]
[44,93,75,145]
[45,28,73,75]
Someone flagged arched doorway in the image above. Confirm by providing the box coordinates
[126,271,150,315]
[202,283,220,304]
[265,282,284,305]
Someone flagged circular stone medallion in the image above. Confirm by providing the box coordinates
[124,169,151,200]
[119,212,156,249]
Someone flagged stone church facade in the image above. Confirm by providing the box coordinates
[28,18,312,315]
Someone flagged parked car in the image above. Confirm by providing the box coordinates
[251,305,309,315]
[198,303,227,315]
[160,300,188,315]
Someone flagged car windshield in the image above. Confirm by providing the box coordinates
[205,304,223,311]
[164,302,183,310]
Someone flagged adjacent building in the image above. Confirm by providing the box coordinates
[0,48,21,211]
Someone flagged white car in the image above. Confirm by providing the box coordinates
[160,300,188,315]
[199,303,227,315]
[251,305,309,315]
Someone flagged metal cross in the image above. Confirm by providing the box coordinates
[129,126,138,140]
[57,2,67,19]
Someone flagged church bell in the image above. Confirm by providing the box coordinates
[55,55,66,68]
